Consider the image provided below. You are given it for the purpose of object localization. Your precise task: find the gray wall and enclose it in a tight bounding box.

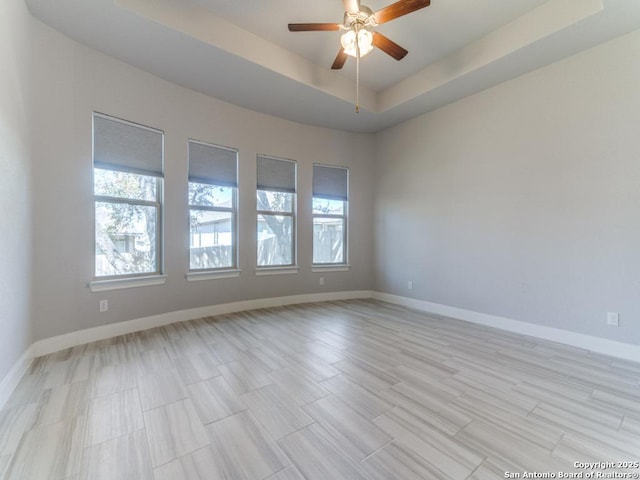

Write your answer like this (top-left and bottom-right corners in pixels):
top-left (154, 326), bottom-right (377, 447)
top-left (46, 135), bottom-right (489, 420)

top-left (375, 29), bottom-right (640, 345)
top-left (26, 16), bottom-right (375, 342)
top-left (2, 4), bottom-right (639, 383)
top-left (0, 0), bottom-right (33, 380)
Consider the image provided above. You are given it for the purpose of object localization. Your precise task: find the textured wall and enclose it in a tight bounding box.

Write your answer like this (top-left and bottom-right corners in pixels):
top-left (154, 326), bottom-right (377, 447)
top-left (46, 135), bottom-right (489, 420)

top-left (5, 4), bottom-right (640, 373)
top-left (375, 29), bottom-right (640, 345)
top-left (26, 17), bottom-right (375, 341)
top-left (0, 0), bottom-right (33, 380)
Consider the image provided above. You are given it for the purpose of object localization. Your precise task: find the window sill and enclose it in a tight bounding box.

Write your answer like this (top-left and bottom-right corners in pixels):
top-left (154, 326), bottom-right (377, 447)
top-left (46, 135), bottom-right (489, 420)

top-left (186, 269), bottom-right (241, 282)
top-left (255, 266), bottom-right (300, 276)
top-left (89, 275), bottom-right (167, 292)
top-left (312, 264), bottom-right (351, 273)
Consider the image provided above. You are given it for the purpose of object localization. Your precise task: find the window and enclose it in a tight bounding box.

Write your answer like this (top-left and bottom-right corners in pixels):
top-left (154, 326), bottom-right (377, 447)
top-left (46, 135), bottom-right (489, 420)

top-left (188, 140), bottom-right (238, 271)
top-left (313, 164), bottom-right (348, 265)
top-left (256, 155), bottom-right (296, 267)
top-left (93, 113), bottom-right (163, 278)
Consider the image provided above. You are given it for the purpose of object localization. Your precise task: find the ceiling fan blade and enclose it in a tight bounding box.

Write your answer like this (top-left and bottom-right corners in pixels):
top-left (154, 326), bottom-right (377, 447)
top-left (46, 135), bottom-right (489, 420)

top-left (374, 0), bottom-right (430, 25)
top-left (331, 50), bottom-right (349, 69)
top-left (288, 23), bottom-right (341, 32)
top-left (343, 0), bottom-right (360, 14)
top-left (372, 32), bottom-right (408, 60)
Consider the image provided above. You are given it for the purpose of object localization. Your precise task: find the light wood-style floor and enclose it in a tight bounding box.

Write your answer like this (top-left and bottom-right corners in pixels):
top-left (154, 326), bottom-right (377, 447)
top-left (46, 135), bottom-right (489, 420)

top-left (1, 299), bottom-right (640, 479)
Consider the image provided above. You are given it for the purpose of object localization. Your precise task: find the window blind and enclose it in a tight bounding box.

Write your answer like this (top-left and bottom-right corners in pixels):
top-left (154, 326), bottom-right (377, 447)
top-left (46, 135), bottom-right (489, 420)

top-left (93, 114), bottom-right (164, 177)
top-left (189, 140), bottom-right (238, 187)
top-left (313, 164), bottom-right (348, 201)
top-left (257, 155), bottom-right (296, 193)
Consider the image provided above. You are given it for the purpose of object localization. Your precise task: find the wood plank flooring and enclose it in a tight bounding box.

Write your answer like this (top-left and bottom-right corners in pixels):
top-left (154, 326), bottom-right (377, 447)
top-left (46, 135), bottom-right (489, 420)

top-left (2, 299), bottom-right (640, 479)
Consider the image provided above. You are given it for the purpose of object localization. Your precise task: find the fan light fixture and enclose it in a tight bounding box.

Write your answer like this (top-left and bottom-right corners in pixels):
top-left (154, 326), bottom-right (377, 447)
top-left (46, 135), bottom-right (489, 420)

top-left (340, 29), bottom-right (374, 57)
top-left (288, 0), bottom-right (431, 113)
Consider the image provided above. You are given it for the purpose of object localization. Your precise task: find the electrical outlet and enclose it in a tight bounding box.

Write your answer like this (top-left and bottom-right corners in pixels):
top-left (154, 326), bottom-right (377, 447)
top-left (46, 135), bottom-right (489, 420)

top-left (319, 277), bottom-right (324, 286)
top-left (408, 281), bottom-right (413, 290)
top-left (99, 299), bottom-right (109, 313)
top-left (607, 312), bottom-right (619, 327)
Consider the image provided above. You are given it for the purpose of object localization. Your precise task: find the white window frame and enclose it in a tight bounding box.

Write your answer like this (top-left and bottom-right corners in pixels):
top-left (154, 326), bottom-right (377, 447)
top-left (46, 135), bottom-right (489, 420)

top-left (189, 188), bottom-right (238, 273)
top-left (94, 174), bottom-right (163, 278)
top-left (91, 113), bottom-right (164, 285)
top-left (256, 191), bottom-right (297, 268)
top-left (312, 199), bottom-right (348, 266)
top-left (256, 156), bottom-right (297, 270)
top-left (312, 164), bottom-right (349, 267)
top-left (187, 139), bottom-right (239, 275)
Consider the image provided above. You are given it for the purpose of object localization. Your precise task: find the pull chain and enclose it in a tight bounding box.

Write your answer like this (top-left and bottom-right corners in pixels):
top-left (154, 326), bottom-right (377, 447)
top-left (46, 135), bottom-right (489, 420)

top-left (355, 24), bottom-right (360, 114)
top-left (356, 57), bottom-right (360, 113)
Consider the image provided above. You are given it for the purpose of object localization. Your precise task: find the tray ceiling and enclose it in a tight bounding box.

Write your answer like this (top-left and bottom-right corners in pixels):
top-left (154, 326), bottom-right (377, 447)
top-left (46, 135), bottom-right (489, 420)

top-left (26, 0), bottom-right (640, 132)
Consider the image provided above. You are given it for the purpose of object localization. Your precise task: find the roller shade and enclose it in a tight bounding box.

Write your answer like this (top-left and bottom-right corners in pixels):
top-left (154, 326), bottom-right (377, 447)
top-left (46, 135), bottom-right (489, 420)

top-left (93, 114), bottom-right (163, 177)
top-left (189, 140), bottom-right (238, 187)
top-left (257, 155), bottom-right (296, 193)
top-left (313, 164), bottom-right (348, 201)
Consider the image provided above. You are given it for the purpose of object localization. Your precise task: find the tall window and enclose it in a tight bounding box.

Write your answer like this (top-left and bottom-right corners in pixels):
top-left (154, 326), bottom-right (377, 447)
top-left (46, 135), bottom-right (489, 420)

top-left (188, 140), bottom-right (238, 271)
top-left (313, 164), bottom-right (348, 265)
top-left (93, 113), bottom-right (163, 278)
top-left (256, 155), bottom-right (296, 267)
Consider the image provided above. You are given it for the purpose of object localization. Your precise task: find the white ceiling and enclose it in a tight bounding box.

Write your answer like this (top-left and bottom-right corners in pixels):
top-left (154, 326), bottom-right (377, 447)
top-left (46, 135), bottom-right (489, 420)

top-left (192, 0), bottom-right (549, 91)
top-left (25, 0), bottom-right (640, 133)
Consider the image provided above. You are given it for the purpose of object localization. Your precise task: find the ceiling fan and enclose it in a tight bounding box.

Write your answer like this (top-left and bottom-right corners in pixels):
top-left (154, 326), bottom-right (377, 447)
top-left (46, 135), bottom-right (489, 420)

top-left (288, 0), bottom-right (431, 70)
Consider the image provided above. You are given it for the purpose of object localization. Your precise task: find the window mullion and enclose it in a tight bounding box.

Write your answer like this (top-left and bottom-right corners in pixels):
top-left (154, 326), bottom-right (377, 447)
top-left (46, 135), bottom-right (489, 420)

top-left (312, 214), bottom-right (345, 220)
top-left (95, 195), bottom-right (159, 208)
top-left (257, 210), bottom-right (294, 217)
top-left (189, 205), bottom-right (234, 213)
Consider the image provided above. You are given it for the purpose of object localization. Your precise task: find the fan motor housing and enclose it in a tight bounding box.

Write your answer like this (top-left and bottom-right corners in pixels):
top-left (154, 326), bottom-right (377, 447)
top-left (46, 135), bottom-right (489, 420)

top-left (344, 5), bottom-right (377, 28)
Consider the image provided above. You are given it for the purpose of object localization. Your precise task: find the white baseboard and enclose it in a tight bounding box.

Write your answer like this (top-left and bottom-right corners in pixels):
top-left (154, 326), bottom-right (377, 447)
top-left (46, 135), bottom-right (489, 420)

top-left (30, 290), bottom-right (373, 358)
top-left (372, 292), bottom-right (640, 363)
top-left (0, 290), bottom-right (372, 410)
top-left (4, 289), bottom-right (640, 411)
top-left (0, 347), bottom-right (34, 411)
